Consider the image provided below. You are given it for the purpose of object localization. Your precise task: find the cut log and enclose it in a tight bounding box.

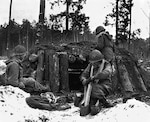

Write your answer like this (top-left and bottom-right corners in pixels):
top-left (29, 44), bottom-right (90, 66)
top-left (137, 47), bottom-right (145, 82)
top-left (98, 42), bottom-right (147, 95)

top-left (137, 66), bottom-right (150, 91)
top-left (59, 52), bottom-right (70, 92)
top-left (122, 56), bottom-right (147, 92)
top-left (133, 65), bottom-right (147, 92)
top-left (116, 56), bottom-right (133, 93)
top-left (49, 50), bottom-right (60, 93)
top-left (43, 49), bottom-right (50, 86)
top-left (111, 61), bottom-right (120, 92)
top-left (36, 50), bottom-right (44, 84)
top-left (115, 48), bottom-right (149, 95)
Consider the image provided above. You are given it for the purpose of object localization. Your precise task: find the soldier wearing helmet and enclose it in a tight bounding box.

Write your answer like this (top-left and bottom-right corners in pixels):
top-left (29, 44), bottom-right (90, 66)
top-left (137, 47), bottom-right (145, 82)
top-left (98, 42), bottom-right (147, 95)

top-left (95, 26), bottom-right (114, 63)
top-left (80, 49), bottom-right (113, 115)
top-left (5, 45), bottom-right (49, 93)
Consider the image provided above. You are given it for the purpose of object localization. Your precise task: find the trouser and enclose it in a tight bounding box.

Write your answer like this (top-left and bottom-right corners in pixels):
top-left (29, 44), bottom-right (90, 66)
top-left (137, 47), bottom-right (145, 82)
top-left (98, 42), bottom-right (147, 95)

top-left (0, 73), bottom-right (6, 85)
top-left (26, 95), bottom-right (53, 111)
top-left (21, 77), bottom-right (48, 93)
top-left (90, 80), bottom-right (112, 105)
top-left (91, 80), bottom-right (112, 99)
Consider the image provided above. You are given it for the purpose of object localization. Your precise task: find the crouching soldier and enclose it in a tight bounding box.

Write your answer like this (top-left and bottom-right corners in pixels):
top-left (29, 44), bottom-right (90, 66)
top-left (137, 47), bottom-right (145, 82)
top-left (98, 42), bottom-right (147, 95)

top-left (5, 45), bottom-right (49, 93)
top-left (80, 49), bottom-right (114, 116)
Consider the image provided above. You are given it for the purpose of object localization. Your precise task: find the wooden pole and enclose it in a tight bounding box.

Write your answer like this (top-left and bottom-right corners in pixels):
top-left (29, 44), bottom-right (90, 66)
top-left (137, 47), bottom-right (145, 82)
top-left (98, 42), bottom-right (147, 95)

top-left (7, 0), bottom-right (12, 56)
top-left (9, 0), bottom-right (12, 27)
top-left (149, 12), bottom-right (150, 53)
top-left (115, 0), bottom-right (119, 46)
top-left (39, 0), bottom-right (45, 24)
top-left (128, 0), bottom-right (132, 50)
top-left (26, 25), bottom-right (29, 52)
top-left (66, 0), bottom-right (71, 31)
top-left (38, 0), bottom-right (45, 43)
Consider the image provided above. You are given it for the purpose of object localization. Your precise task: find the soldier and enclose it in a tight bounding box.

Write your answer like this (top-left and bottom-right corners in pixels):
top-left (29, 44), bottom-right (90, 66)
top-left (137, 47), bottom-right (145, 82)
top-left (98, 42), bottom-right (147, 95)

top-left (95, 26), bottom-right (114, 63)
top-left (5, 45), bottom-right (49, 93)
top-left (80, 49), bottom-right (114, 115)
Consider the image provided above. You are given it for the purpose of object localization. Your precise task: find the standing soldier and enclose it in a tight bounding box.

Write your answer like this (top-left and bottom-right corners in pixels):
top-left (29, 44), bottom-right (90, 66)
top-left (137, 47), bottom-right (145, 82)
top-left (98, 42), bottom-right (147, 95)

top-left (95, 26), bottom-right (114, 63)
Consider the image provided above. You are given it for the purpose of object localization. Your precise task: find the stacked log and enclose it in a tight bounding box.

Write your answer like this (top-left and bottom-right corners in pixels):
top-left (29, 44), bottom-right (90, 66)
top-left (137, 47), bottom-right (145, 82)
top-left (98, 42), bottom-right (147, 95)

top-left (43, 49), bottom-right (50, 86)
top-left (36, 50), bottom-right (44, 84)
top-left (115, 56), bottom-right (133, 93)
top-left (113, 48), bottom-right (150, 95)
top-left (48, 50), bottom-right (60, 93)
top-left (59, 52), bottom-right (70, 92)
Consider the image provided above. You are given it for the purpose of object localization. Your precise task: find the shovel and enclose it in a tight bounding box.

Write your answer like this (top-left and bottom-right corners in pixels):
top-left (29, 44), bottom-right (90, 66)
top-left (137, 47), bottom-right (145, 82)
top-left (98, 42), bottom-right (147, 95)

top-left (80, 65), bottom-right (94, 116)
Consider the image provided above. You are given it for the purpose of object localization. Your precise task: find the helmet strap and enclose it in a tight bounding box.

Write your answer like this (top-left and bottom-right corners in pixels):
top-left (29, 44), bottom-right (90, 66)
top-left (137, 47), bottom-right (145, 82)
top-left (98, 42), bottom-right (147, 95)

top-left (96, 31), bottom-right (106, 38)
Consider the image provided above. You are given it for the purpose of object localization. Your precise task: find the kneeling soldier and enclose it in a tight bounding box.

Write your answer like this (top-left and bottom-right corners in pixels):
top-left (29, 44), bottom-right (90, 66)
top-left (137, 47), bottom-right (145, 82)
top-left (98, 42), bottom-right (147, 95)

top-left (80, 49), bottom-right (114, 116)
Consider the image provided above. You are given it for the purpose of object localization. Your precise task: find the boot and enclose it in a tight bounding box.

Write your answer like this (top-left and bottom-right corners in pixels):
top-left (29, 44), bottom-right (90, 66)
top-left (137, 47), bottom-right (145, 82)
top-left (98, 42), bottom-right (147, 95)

top-left (80, 105), bottom-right (90, 116)
top-left (90, 98), bottom-right (101, 116)
top-left (123, 91), bottom-right (133, 103)
top-left (90, 104), bottom-right (101, 116)
top-left (100, 97), bottom-right (114, 108)
top-left (74, 94), bottom-right (83, 107)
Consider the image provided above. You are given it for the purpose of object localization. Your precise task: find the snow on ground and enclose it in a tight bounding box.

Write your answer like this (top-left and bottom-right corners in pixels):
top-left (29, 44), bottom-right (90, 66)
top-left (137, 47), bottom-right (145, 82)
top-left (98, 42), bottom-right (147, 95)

top-left (0, 59), bottom-right (150, 122)
top-left (0, 59), bottom-right (6, 75)
top-left (0, 85), bottom-right (150, 122)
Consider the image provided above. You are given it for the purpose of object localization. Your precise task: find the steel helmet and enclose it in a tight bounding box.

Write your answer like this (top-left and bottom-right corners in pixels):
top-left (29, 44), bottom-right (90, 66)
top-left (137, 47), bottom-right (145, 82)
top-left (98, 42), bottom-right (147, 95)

top-left (14, 45), bottom-right (26, 55)
top-left (89, 49), bottom-right (104, 63)
top-left (95, 26), bottom-right (105, 35)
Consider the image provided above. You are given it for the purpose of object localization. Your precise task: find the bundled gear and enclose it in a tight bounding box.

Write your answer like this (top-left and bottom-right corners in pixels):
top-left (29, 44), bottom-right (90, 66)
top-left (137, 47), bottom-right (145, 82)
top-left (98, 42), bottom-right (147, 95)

top-left (26, 92), bottom-right (72, 111)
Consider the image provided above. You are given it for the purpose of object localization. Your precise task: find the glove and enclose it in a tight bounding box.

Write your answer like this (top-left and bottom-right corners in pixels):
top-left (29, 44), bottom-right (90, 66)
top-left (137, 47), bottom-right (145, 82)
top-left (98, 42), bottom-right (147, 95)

top-left (86, 76), bottom-right (94, 84)
top-left (81, 77), bottom-right (94, 86)
top-left (81, 78), bottom-right (87, 86)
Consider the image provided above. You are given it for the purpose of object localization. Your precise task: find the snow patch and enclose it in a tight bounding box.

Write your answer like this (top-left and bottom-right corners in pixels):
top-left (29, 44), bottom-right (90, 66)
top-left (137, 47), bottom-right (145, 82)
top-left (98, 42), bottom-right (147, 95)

top-left (0, 86), bottom-right (150, 122)
top-left (0, 60), bottom-right (6, 75)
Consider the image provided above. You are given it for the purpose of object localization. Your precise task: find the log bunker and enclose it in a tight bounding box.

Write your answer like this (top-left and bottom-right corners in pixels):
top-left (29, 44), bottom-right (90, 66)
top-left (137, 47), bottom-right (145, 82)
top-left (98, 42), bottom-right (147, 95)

top-left (25, 41), bottom-right (150, 96)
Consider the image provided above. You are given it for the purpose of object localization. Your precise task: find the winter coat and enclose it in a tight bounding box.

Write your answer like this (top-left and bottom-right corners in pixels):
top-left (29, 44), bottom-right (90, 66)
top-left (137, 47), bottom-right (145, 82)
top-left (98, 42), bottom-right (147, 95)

top-left (5, 57), bottom-right (23, 87)
top-left (96, 32), bottom-right (114, 62)
top-left (81, 60), bottom-right (113, 98)
top-left (5, 56), bottom-right (48, 93)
